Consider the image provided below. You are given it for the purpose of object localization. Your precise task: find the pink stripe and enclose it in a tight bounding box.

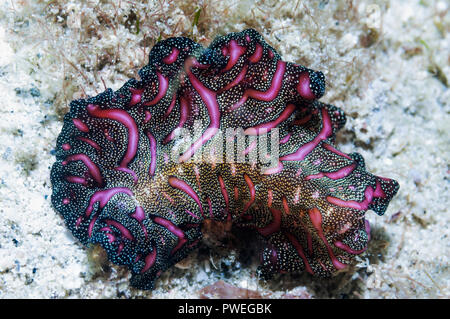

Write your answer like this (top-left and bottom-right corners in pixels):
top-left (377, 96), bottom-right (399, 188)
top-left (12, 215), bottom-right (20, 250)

top-left (309, 208), bottom-right (347, 270)
top-left (185, 210), bottom-right (201, 220)
top-left (242, 174), bottom-right (255, 213)
top-left (163, 96), bottom-right (188, 144)
top-left (223, 40), bottom-right (246, 71)
top-left (131, 206), bottom-right (145, 222)
top-left (242, 139), bottom-right (257, 156)
top-left (77, 137), bottom-right (101, 151)
top-left (326, 185), bottom-right (375, 211)
top-left (129, 87), bottom-right (144, 106)
top-left (144, 110), bottom-right (152, 123)
top-left (374, 180), bottom-right (386, 198)
top-left (334, 241), bottom-right (367, 255)
top-left (218, 175), bottom-right (229, 212)
top-left (280, 133), bottom-right (292, 144)
top-left (280, 108), bottom-right (332, 162)
top-left (218, 64), bottom-right (248, 93)
top-left (87, 104), bottom-right (138, 168)
top-left (146, 131), bottom-right (157, 176)
top-left (285, 233), bottom-right (314, 274)
top-left (168, 176), bottom-right (203, 216)
top-left (296, 72), bottom-right (315, 100)
top-left (72, 119), bottom-right (89, 132)
top-left (249, 43), bottom-right (263, 63)
top-left (114, 167), bottom-right (138, 184)
top-left (257, 208), bottom-right (281, 236)
top-left (322, 143), bottom-right (352, 160)
top-left (141, 248), bottom-right (156, 273)
top-left (179, 58), bottom-right (220, 162)
top-left (244, 104), bottom-right (295, 135)
top-left (65, 154), bottom-right (103, 185)
top-left (82, 188), bottom-right (134, 237)
top-left (162, 47), bottom-right (180, 64)
top-left (154, 217), bottom-right (187, 254)
top-left (104, 219), bottom-right (134, 241)
top-left (65, 176), bottom-right (86, 185)
top-left (262, 161), bottom-right (284, 175)
top-left (305, 163), bottom-right (356, 180)
top-left (143, 72), bottom-right (168, 106)
top-left (267, 189), bottom-right (273, 207)
top-left (229, 61), bottom-right (286, 111)
top-left (164, 93), bottom-right (177, 119)
top-left (207, 198), bottom-right (213, 218)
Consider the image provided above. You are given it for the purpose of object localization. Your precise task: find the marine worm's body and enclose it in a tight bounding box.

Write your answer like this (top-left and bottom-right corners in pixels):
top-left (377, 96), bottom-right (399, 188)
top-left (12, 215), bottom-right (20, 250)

top-left (51, 29), bottom-right (399, 289)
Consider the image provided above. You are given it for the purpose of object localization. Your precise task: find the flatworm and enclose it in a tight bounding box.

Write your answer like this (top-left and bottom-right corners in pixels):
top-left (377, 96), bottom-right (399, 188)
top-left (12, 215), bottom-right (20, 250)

top-left (51, 29), bottom-right (399, 290)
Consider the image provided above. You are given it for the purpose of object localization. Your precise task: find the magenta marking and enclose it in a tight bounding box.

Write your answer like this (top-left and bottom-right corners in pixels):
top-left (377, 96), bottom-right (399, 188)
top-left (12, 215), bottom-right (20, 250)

top-left (105, 233), bottom-right (115, 243)
top-left (65, 176), bottom-right (86, 185)
top-left (117, 242), bottom-right (124, 255)
top-left (141, 248), bottom-right (156, 273)
top-left (242, 174), bottom-right (255, 214)
top-left (164, 93), bottom-right (177, 119)
top-left (280, 132), bottom-right (292, 144)
top-left (115, 167), bottom-right (138, 184)
top-left (334, 240), bottom-right (367, 255)
top-left (104, 219), bottom-right (134, 241)
top-left (223, 40), bottom-right (246, 71)
top-left (77, 137), bottom-right (101, 151)
top-left (293, 113), bottom-right (312, 126)
top-left (100, 226), bottom-right (112, 233)
top-left (72, 119), bottom-right (89, 132)
top-left (62, 198), bottom-right (70, 205)
top-left (218, 64), bottom-right (248, 93)
top-left (249, 43), bottom-right (263, 63)
top-left (65, 153), bottom-right (103, 185)
top-left (168, 176), bottom-right (204, 216)
top-left (154, 217), bottom-right (187, 254)
top-left (322, 143), bottom-right (352, 160)
top-left (185, 210), bottom-right (200, 220)
top-left (257, 208), bottom-right (281, 236)
top-left (179, 58), bottom-right (220, 162)
top-left (146, 130), bottom-right (157, 176)
top-left (218, 175), bottom-right (229, 213)
top-left (326, 185), bottom-right (375, 211)
top-left (229, 61), bottom-right (286, 111)
top-left (242, 139), bottom-right (257, 156)
top-left (87, 215), bottom-right (98, 238)
top-left (62, 143), bottom-right (71, 151)
top-left (305, 163), bottom-right (357, 181)
top-left (262, 161), bottom-right (284, 175)
top-left (365, 220), bottom-right (371, 241)
top-left (87, 104), bottom-right (139, 169)
top-left (129, 88), bottom-right (144, 106)
top-left (144, 110), bottom-right (152, 123)
top-left (296, 72), bottom-right (315, 100)
top-left (244, 103), bottom-right (295, 135)
top-left (374, 180), bottom-right (386, 198)
top-left (280, 108), bottom-right (332, 162)
top-left (285, 232), bottom-right (314, 274)
top-left (207, 197), bottom-right (213, 219)
top-left (162, 47), bottom-right (180, 64)
top-left (309, 208), bottom-right (347, 270)
top-left (163, 96), bottom-right (188, 144)
top-left (81, 187), bottom-right (133, 237)
top-left (143, 72), bottom-right (169, 106)
top-left (221, 45), bottom-right (228, 56)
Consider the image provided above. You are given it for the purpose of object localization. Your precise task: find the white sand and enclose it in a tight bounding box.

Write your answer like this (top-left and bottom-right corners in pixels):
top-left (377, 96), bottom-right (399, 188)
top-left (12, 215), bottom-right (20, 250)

top-left (0, 0), bottom-right (448, 298)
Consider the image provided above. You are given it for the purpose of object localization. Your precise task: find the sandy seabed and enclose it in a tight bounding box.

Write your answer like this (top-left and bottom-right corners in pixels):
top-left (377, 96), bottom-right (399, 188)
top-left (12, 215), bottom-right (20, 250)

top-left (0, 0), bottom-right (448, 298)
